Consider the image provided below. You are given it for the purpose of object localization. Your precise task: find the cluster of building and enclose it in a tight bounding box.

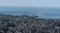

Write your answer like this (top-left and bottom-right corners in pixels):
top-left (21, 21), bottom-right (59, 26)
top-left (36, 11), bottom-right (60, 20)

top-left (0, 14), bottom-right (60, 33)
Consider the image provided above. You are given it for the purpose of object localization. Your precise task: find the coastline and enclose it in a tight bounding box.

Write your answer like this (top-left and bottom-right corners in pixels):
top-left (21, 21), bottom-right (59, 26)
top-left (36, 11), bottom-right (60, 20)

top-left (0, 14), bottom-right (60, 33)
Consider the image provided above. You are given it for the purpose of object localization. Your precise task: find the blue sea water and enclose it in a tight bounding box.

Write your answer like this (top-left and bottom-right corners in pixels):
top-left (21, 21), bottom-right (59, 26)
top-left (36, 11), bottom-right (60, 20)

top-left (0, 7), bottom-right (60, 19)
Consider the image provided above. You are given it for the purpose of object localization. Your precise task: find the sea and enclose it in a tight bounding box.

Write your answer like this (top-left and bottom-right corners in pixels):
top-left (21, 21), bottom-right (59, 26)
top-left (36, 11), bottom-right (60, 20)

top-left (0, 7), bottom-right (60, 19)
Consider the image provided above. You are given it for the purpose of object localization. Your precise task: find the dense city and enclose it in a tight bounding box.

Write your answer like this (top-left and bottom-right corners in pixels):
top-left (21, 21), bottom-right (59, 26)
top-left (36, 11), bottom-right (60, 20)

top-left (0, 14), bottom-right (60, 33)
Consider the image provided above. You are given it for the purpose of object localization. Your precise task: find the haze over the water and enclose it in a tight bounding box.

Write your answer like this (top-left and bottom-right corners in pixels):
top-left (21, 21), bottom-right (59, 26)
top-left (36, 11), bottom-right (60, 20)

top-left (0, 0), bottom-right (60, 7)
top-left (0, 0), bottom-right (60, 19)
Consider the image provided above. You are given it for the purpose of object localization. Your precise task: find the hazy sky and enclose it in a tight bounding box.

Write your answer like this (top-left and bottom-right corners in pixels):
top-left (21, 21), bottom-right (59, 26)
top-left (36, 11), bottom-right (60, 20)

top-left (0, 0), bottom-right (60, 7)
